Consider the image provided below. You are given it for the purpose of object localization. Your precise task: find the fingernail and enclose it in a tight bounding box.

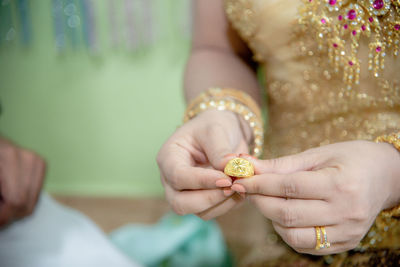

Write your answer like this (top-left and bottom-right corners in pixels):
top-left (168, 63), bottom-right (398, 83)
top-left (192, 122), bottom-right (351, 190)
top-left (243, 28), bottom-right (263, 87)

top-left (223, 189), bottom-right (233, 197)
top-left (231, 184), bottom-right (246, 193)
top-left (216, 179), bottom-right (232, 188)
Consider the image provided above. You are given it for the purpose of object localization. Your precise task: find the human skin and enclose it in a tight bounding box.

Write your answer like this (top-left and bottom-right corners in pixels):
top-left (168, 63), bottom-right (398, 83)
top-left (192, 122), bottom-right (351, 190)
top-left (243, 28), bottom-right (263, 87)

top-left (0, 136), bottom-right (46, 226)
top-left (157, 0), bottom-right (260, 220)
top-left (156, 0), bottom-right (400, 255)
top-left (231, 142), bottom-right (400, 255)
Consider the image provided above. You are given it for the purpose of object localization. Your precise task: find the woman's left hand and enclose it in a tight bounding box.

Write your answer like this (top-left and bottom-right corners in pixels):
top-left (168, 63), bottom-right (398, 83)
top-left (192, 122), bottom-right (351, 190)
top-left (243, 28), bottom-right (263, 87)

top-left (231, 140), bottom-right (400, 255)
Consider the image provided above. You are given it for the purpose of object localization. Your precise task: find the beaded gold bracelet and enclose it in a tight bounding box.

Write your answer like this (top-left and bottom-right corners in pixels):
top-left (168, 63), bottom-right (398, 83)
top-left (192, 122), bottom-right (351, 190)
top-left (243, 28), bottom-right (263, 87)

top-left (183, 87), bottom-right (264, 158)
top-left (375, 132), bottom-right (400, 218)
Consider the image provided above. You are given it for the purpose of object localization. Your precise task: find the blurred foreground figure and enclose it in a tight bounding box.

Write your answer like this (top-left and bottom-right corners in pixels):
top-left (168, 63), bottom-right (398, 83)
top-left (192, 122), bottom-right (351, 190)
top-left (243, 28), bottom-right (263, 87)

top-left (0, 137), bottom-right (139, 267)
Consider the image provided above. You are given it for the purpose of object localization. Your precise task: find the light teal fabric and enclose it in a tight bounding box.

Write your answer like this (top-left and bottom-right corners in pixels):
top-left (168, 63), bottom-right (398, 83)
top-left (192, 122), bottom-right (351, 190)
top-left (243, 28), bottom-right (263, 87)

top-left (109, 213), bottom-right (232, 267)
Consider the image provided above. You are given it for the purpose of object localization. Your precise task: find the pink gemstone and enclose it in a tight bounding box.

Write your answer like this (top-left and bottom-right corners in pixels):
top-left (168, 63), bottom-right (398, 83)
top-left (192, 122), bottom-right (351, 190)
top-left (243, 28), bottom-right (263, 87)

top-left (361, 25), bottom-right (366, 31)
top-left (321, 18), bottom-right (326, 24)
top-left (373, 0), bottom-right (384, 10)
top-left (395, 24), bottom-right (400, 31)
top-left (348, 61), bottom-right (354, 66)
top-left (347, 9), bottom-right (356, 20)
top-left (329, 0), bottom-right (336, 5)
top-left (369, 17), bottom-right (374, 23)
top-left (352, 30), bottom-right (357, 36)
top-left (338, 15), bottom-right (343, 20)
top-left (344, 24), bottom-right (348, 29)
top-left (376, 46), bottom-right (382, 52)
top-left (333, 43), bottom-right (338, 48)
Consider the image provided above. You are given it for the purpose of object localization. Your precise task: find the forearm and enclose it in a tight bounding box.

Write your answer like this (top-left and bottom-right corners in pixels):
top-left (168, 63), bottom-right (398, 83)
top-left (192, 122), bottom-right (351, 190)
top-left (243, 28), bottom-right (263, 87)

top-left (184, 47), bottom-right (261, 106)
top-left (184, 0), bottom-right (261, 106)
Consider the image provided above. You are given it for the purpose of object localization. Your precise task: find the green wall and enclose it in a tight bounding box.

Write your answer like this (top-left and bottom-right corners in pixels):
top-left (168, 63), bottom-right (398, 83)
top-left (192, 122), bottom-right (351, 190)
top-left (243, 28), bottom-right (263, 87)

top-left (0, 0), bottom-right (190, 196)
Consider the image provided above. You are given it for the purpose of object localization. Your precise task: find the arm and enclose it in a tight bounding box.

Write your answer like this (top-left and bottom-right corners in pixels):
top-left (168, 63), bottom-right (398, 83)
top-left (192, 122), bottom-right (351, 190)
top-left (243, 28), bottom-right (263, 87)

top-left (156, 0), bottom-right (262, 220)
top-left (184, 0), bottom-right (261, 105)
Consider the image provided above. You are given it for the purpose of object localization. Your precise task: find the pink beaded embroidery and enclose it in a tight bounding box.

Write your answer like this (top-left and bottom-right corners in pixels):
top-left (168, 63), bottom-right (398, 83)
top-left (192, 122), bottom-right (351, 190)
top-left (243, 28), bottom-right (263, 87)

top-left (299, 0), bottom-right (400, 89)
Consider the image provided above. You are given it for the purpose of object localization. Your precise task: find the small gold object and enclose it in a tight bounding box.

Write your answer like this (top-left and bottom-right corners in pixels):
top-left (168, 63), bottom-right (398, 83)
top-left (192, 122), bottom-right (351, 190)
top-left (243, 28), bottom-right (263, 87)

top-left (315, 226), bottom-right (330, 250)
top-left (224, 157), bottom-right (254, 178)
top-left (315, 226), bottom-right (322, 250)
top-left (321, 226), bottom-right (331, 249)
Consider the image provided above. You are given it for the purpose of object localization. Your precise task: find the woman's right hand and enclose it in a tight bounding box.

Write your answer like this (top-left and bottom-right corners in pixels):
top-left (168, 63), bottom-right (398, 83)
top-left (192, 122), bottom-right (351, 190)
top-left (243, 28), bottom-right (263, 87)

top-left (156, 109), bottom-right (250, 220)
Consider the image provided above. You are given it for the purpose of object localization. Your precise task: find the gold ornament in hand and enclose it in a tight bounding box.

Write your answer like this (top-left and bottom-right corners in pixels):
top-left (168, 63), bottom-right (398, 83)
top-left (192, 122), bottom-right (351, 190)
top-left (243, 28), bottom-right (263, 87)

top-left (224, 158), bottom-right (254, 178)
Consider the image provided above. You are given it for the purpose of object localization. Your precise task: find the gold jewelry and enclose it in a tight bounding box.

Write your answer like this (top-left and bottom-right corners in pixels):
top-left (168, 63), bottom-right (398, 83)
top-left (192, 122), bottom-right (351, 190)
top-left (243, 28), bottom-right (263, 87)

top-left (299, 0), bottom-right (400, 90)
top-left (320, 226), bottom-right (331, 249)
top-left (315, 226), bottom-right (330, 250)
top-left (183, 88), bottom-right (264, 157)
top-left (224, 157), bottom-right (255, 178)
top-left (375, 131), bottom-right (400, 155)
top-left (315, 226), bottom-right (322, 250)
top-left (375, 131), bottom-right (400, 218)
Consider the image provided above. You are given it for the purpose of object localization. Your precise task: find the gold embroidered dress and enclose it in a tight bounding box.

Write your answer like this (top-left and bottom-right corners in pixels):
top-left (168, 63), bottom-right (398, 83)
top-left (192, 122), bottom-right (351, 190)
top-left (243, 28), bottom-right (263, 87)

top-left (225, 0), bottom-right (400, 265)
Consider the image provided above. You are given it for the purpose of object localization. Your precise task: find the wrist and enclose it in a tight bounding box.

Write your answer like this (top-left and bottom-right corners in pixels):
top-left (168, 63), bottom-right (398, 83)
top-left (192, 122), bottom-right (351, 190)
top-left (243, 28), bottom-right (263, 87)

top-left (198, 109), bottom-right (246, 137)
top-left (378, 142), bottom-right (400, 210)
top-left (235, 113), bottom-right (253, 145)
top-left (183, 87), bottom-right (264, 157)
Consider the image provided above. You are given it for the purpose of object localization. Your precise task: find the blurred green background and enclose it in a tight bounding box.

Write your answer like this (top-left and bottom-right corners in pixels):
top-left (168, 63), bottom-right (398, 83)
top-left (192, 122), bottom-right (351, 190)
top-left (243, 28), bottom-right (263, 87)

top-left (0, 0), bottom-right (191, 196)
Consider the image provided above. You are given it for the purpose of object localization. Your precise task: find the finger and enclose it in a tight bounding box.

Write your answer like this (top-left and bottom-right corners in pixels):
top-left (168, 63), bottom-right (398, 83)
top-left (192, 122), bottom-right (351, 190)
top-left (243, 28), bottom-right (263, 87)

top-left (239, 151), bottom-right (322, 175)
top-left (248, 195), bottom-right (337, 227)
top-left (296, 243), bottom-right (355, 256)
top-left (26, 155), bottom-right (46, 215)
top-left (0, 147), bottom-right (19, 225)
top-left (165, 163), bottom-right (232, 190)
top-left (197, 193), bottom-right (244, 220)
top-left (195, 122), bottom-right (238, 171)
top-left (272, 223), bottom-right (348, 250)
top-left (13, 150), bottom-right (37, 218)
top-left (274, 221), bottom-right (355, 255)
top-left (164, 182), bottom-right (233, 215)
top-left (0, 145), bottom-right (19, 201)
top-left (1, 148), bottom-right (27, 221)
top-left (0, 204), bottom-right (13, 226)
top-left (232, 170), bottom-right (333, 200)
top-left (159, 143), bottom-right (233, 190)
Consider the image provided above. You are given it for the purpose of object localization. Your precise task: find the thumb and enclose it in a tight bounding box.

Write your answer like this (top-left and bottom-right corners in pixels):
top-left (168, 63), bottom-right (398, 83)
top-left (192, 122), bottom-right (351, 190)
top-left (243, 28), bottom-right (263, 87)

top-left (196, 123), bottom-right (239, 171)
top-left (239, 151), bottom-right (320, 175)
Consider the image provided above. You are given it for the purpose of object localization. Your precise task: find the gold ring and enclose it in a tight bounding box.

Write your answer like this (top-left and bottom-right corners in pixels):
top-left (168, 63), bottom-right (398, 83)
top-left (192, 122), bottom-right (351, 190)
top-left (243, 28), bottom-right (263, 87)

top-left (315, 226), bottom-right (331, 250)
top-left (224, 157), bottom-right (254, 178)
top-left (321, 226), bottom-right (331, 248)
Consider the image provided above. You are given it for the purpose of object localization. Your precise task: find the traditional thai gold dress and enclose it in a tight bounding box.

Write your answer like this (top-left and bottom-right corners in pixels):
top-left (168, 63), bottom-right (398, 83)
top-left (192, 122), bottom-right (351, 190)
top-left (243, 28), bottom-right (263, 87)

top-left (225, 0), bottom-right (400, 265)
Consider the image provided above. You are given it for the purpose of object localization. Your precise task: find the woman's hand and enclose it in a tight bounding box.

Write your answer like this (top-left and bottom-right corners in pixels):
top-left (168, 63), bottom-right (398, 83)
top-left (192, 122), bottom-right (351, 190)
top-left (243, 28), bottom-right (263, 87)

top-left (157, 109), bottom-right (250, 220)
top-left (0, 137), bottom-right (46, 226)
top-left (231, 141), bottom-right (400, 255)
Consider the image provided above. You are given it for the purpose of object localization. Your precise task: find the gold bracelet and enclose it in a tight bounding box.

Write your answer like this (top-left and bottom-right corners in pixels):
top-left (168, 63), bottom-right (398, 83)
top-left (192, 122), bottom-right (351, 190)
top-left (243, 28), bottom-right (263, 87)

top-left (183, 88), bottom-right (264, 158)
top-left (375, 132), bottom-right (400, 218)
